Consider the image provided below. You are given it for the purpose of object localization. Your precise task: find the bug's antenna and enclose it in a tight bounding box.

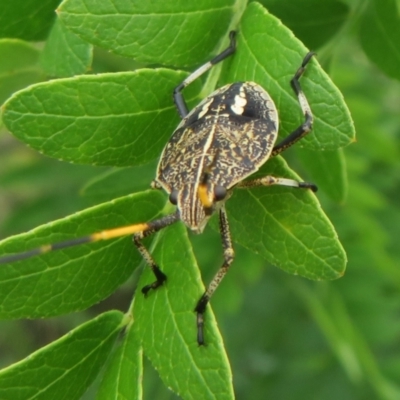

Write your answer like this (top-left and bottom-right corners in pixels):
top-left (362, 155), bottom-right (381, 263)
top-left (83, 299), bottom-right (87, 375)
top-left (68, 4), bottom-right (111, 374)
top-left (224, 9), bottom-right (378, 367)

top-left (0, 218), bottom-right (175, 265)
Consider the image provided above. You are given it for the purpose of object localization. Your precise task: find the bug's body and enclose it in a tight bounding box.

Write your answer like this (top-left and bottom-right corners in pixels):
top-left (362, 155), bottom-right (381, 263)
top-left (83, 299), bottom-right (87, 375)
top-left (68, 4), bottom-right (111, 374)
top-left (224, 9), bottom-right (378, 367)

top-left (156, 82), bottom-right (278, 233)
top-left (0, 31), bottom-right (317, 345)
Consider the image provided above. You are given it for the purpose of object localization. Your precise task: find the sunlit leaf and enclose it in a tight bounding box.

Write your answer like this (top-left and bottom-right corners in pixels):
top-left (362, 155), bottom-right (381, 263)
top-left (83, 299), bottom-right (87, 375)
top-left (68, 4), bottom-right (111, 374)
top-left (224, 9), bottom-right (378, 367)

top-left (226, 157), bottom-right (346, 280)
top-left (134, 223), bottom-right (234, 400)
top-left (0, 311), bottom-right (125, 400)
top-left (2, 70), bottom-right (201, 166)
top-left (97, 319), bottom-right (143, 400)
top-left (0, 191), bottom-right (165, 318)
top-left (58, 0), bottom-right (237, 67)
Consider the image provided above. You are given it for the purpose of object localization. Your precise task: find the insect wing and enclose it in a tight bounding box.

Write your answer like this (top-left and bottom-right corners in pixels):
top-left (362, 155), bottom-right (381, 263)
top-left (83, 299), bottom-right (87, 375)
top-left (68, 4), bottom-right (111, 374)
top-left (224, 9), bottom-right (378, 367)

top-left (157, 82), bottom-right (279, 192)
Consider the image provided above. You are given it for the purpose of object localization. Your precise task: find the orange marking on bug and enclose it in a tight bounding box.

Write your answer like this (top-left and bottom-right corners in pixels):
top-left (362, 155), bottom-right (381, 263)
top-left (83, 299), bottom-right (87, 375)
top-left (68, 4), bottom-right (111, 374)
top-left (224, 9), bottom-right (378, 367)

top-left (91, 223), bottom-right (150, 241)
top-left (197, 183), bottom-right (213, 208)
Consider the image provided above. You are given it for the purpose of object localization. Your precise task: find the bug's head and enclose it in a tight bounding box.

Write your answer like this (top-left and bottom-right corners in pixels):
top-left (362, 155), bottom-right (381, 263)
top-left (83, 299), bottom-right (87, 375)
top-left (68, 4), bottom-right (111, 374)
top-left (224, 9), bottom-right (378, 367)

top-left (169, 179), bottom-right (228, 234)
top-left (163, 151), bottom-right (229, 233)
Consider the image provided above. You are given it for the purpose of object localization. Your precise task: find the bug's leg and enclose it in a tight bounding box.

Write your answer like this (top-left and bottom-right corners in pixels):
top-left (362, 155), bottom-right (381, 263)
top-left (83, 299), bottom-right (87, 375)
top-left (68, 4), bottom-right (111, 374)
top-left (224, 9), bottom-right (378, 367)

top-left (272, 52), bottom-right (315, 157)
top-left (173, 31), bottom-right (236, 118)
top-left (237, 175), bottom-right (318, 192)
top-left (133, 211), bottom-right (180, 295)
top-left (194, 206), bottom-right (234, 345)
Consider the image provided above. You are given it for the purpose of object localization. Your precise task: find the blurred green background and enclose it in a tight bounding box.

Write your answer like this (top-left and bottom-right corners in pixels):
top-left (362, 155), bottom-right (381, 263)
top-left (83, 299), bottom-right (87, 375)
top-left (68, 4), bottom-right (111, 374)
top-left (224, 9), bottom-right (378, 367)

top-left (1, 0), bottom-right (400, 399)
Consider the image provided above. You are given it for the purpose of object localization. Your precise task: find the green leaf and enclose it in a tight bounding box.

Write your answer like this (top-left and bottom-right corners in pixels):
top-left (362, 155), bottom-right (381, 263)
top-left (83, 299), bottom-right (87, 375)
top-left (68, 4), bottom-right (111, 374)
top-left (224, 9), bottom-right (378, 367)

top-left (0, 157), bottom-right (99, 237)
top-left (134, 223), bottom-right (234, 400)
top-left (222, 2), bottom-right (355, 151)
top-left (0, 311), bottom-right (125, 400)
top-left (1, 69), bottom-right (201, 166)
top-left (0, 3), bottom-right (354, 397)
top-left (359, 0), bottom-right (400, 81)
top-left (2, 3), bottom-right (354, 167)
top-left (0, 0), bottom-right (60, 41)
top-left (257, 0), bottom-right (349, 49)
top-left (226, 157), bottom-right (346, 280)
top-left (58, 0), bottom-right (237, 67)
top-left (81, 160), bottom-right (158, 203)
top-left (0, 39), bottom-right (44, 104)
top-left (40, 18), bottom-right (93, 78)
top-left (297, 147), bottom-right (348, 203)
top-left (0, 190), bottom-right (166, 318)
top-left (97, 319), bottom-right (142, 400)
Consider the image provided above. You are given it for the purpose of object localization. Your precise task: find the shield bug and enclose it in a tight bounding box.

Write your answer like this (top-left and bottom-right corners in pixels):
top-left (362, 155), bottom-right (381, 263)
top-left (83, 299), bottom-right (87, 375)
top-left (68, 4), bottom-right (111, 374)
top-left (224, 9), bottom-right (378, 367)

top-left (0, 31), bottom-right (317, 345)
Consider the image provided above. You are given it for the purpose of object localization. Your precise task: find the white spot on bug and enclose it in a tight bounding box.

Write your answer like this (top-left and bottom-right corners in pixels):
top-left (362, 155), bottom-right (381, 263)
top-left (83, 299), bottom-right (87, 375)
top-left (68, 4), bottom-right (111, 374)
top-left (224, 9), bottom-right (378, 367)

top-left (197, 99), bottom-right (213, 119)
top-left (231, 87), bottom-right (247, 115)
